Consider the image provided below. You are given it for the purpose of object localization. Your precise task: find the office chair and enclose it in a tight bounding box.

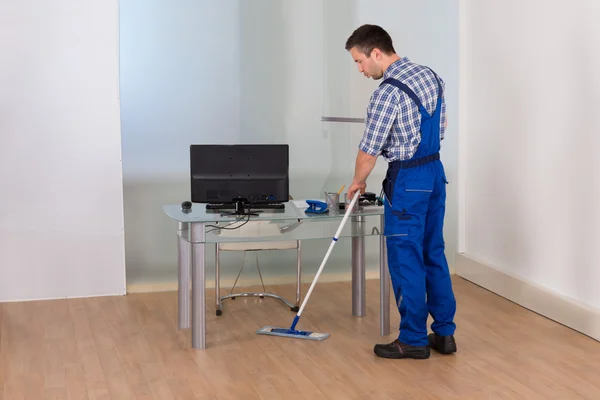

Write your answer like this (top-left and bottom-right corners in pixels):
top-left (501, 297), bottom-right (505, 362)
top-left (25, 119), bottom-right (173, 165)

top-left (214, 220), bottom-right (302, 316)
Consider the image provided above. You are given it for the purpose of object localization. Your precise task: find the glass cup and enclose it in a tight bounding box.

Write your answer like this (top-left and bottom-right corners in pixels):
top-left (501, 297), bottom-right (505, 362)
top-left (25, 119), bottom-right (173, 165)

top-left (345, 192), bottom-right (359, 213)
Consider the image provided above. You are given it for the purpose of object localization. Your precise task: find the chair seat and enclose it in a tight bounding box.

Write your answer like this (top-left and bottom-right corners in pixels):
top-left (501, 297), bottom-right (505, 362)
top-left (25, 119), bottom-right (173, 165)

top-left (219, 241), bottom-right (298, 251)
top-left (216, 220), bottom-right (296, 251)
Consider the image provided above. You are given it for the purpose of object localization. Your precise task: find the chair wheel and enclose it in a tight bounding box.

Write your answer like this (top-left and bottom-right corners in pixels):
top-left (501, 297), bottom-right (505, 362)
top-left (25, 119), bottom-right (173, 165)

top-left (259, 295), bottom-right (264, 299)
top-left (216, 310), bottom-right (222, 316)
top-left (291, 306), bottom-right (299, 312)
top-left (231, 297), bottom-right (235, 300)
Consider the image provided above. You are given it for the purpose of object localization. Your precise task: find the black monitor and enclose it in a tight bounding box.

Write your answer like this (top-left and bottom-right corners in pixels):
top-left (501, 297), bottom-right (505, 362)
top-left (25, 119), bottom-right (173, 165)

top-left (190, 144), bottom-right (289, 214)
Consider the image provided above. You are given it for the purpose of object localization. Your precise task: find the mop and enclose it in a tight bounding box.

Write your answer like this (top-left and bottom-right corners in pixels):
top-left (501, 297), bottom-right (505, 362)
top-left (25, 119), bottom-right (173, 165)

top-left (256, 191), bottom-right (361, 341)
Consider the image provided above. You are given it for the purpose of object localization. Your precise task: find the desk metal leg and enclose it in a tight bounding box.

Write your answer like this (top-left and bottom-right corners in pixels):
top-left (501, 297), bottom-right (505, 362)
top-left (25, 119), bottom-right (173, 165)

top-left (177, 222), bottom-right (191, 329)
top-left (351, 216), bottom-right (366, 317)
top-left (379, 215), bottom-right (390, 336)
top-left (296, 241), bottom-right (302, 308)
top-left (190, 222), bottom-right (206, 349)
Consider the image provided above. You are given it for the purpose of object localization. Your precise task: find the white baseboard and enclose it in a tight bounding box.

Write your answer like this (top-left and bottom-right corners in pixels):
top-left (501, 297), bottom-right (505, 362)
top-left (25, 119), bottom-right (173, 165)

top-left (126, 270), bottom-right (383, 294)
top-left (455, 253), bottom-right (600, 342)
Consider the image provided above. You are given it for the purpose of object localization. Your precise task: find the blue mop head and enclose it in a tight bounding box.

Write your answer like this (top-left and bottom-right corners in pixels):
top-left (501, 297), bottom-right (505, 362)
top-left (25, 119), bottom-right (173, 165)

top-left (256, 315), bottom-right (329, 341)
top-left (256, 326), bottom-right (329, 341)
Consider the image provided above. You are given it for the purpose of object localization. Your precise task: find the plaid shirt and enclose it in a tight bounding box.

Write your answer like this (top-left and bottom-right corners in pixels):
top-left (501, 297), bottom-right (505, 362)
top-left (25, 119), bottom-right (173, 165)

top-left (359, 57), bottom-right (446, 162)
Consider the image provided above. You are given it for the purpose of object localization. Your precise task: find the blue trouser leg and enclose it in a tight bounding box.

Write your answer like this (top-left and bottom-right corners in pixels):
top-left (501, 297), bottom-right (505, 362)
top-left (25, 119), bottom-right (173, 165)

top-left (384, 180), bottom-right (430, 347)
top-left (385, 234), bottom-right (429, 346)
top-left (424, 168), bottom-right (456, 336)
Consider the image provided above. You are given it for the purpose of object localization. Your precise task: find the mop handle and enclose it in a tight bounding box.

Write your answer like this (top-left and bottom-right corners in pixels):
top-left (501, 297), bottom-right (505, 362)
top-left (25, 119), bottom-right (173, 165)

top-left (296, 191), bottom-right (361, 318)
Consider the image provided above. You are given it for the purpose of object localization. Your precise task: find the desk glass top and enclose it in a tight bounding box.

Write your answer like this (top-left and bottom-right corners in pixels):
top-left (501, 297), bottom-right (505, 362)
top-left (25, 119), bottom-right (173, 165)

top-left (163, 202), bottom-right (387, 243)
top-left (163, 201), bottom-right (383, 224)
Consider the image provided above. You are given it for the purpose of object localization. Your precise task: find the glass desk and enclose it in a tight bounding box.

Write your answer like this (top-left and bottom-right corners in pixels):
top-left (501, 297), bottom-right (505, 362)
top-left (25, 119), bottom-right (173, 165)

top-left (163, 201), bottom-right (392, 349)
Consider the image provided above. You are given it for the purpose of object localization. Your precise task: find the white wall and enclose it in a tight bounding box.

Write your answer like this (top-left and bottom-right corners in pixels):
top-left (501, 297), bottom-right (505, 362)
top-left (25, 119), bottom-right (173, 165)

top-left (120, 0), bottom-right (459, 290)
top-left (458, 1), bottom-right (600, 312)
top-left (0, 0), bottom-right (126, 301)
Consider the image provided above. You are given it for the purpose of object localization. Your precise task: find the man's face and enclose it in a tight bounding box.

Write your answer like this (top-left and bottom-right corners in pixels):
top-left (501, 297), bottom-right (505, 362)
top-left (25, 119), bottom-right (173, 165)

top-left (350, 47), bottom-right (384, 80)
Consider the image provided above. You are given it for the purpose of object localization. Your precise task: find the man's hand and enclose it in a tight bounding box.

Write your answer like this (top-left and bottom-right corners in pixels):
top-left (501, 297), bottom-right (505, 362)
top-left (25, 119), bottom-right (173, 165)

top-left (348, 181), bottom-right (366, 201)
top-left (347, 150), bottom-right (378, 201)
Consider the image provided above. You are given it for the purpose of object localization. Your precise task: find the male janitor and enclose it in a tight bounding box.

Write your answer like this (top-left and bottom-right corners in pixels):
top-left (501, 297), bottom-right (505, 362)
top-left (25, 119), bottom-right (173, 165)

top-left (346, 24), bottom-right (457, 359)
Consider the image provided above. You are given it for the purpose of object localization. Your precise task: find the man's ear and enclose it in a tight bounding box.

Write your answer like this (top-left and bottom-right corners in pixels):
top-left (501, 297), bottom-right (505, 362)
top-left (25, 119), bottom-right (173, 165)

top-left (372, 48), bottom-right (383, 60)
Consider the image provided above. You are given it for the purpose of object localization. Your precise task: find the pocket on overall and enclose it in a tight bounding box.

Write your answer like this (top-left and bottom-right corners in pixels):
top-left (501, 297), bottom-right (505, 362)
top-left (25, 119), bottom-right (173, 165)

top-left (385, 176), bottom-right (434, 236)
top-left (391, 178), bottom-right (435, 222)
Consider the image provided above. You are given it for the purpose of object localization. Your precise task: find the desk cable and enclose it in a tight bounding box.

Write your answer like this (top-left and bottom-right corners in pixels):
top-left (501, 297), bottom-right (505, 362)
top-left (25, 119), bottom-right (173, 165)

top-left (205, 203), bottom-right (255, 233)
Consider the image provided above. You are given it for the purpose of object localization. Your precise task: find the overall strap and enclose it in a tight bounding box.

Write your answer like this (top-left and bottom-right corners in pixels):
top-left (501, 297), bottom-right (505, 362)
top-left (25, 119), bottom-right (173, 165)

top-left (425, 67), bottom-right (443, 104)
top-left (379, 78), bottom-right (428, 116)
top-left (380, 67), bottom-right (444, 115)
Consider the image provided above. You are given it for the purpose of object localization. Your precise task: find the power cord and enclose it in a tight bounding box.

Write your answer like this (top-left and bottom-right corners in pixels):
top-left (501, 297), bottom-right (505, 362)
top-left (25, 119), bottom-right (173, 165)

top-left (205, 203), bottom-right (255, 233)
top-left (377, 187), bottom-right (385, 206)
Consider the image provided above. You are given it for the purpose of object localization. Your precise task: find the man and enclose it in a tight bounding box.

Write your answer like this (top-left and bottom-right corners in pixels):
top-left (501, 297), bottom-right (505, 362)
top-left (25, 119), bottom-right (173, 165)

top-left (346, 24), bottom-right (457, 360)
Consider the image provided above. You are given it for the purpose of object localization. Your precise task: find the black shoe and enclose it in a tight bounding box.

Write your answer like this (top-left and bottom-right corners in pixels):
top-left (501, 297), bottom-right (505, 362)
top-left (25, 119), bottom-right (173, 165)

top-left (428, 333), bottom-right (457, 354)
top-left (373, 339), bottom-right (430, 359)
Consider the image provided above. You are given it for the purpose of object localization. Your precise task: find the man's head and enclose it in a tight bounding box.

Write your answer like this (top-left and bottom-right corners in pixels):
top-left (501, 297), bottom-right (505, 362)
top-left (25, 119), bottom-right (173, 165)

top-left (345, 24), bottom-right (398, 80)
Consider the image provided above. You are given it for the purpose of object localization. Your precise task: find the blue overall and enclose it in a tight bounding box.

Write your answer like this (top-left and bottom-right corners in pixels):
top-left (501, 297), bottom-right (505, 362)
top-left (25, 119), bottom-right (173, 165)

top-left (381, 71), bottom-right (456, 347)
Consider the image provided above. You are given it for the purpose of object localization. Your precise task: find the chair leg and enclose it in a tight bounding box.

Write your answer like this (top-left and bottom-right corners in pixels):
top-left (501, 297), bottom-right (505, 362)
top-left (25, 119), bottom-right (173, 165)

top-left (216, 248), bottom-right (300, 313)
top-left (229, 251), bottom-right (246, 296)
top-left (293, 241), bottom-right (301, 312)
top-left (216, 245), bottom-right (222, 316)
top-left (255, 253), bottom-right (266, 297)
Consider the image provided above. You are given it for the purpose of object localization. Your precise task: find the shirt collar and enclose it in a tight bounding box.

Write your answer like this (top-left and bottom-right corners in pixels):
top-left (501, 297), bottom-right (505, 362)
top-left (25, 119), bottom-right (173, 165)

top-left (383, 57), bottom-right (410, 80)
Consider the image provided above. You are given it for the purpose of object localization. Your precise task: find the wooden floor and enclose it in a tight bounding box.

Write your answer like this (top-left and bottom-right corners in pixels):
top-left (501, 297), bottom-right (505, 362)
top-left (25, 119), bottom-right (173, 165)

top-left (1, 277), bottom-right (599, 400)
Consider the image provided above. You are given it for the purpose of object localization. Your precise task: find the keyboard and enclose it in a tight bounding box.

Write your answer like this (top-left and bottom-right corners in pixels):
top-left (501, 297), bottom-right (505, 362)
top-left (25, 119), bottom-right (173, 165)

top-left (205, 203), bottom-right (285, 210)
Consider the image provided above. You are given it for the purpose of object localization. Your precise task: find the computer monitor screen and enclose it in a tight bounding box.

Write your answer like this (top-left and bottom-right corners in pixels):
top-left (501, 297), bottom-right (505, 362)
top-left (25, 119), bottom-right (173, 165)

top-left (190, 144), bottom-right (289, 205)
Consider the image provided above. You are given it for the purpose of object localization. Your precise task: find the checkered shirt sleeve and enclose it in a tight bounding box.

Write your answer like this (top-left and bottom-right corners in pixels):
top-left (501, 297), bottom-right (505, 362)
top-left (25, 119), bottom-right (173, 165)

top-left (358, 86), bottom-right (399, 157)
top-left (359, 86), bottom-right (424, 160)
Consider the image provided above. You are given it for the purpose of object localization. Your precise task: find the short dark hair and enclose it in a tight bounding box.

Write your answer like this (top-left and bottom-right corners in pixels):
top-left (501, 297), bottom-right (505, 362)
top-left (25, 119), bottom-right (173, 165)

top-left (345, 24), bottom-right (396, 56)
